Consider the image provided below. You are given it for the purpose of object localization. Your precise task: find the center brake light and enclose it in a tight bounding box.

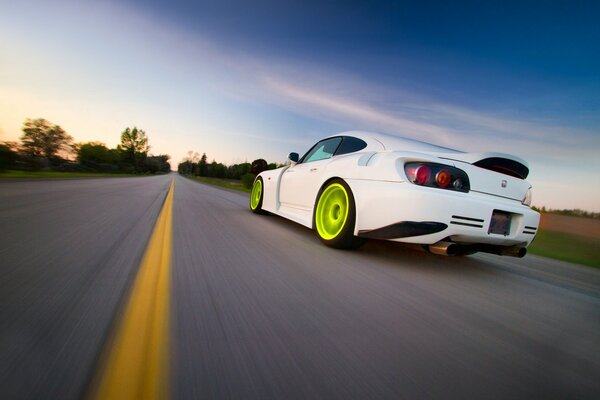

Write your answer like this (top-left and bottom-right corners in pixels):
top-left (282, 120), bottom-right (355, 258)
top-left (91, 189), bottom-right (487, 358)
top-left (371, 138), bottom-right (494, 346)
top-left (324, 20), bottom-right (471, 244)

top-left (404, 162), bottom-right (470, 192)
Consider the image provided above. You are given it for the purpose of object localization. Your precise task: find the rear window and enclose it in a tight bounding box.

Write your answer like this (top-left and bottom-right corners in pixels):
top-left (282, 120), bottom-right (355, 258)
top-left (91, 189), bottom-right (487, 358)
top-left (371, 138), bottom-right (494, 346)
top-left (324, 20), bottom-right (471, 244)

top-left (335, 137), bottom-right (367, 156)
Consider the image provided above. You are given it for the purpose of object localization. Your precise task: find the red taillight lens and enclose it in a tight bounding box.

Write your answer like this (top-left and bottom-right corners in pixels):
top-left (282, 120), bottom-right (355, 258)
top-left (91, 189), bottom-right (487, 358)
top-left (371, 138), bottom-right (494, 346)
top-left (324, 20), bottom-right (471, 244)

top-left (404, 162), bottom-right (470, 192)
top-left (415, 165), bottom-right (431, 184)
top-left (436, 170), bottom-right (451, 188)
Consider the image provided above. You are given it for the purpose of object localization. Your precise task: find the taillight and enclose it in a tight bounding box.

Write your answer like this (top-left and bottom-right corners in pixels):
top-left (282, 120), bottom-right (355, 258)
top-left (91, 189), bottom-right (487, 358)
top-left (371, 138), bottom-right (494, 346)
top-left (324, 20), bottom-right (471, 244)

top-left (522, 188), bottom-right (532, 206)
top-left (415, 165), bottom-right (431, 184)
top-left (404, 162), bottom-right (470, 192)
top-left (436, 170), bottom-right (451, 188)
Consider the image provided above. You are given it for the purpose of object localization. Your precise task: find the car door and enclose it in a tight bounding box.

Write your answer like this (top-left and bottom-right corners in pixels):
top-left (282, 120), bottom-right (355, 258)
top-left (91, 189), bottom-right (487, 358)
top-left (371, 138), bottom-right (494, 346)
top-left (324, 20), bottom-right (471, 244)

top-left (279, 137), bottom-right (342, 210)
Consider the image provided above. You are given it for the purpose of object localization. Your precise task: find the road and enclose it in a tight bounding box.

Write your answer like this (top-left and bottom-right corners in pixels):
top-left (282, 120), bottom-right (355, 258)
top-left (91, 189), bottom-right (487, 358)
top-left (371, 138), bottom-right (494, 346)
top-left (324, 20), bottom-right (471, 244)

top-left (1, 174), bottom-right (599, 399)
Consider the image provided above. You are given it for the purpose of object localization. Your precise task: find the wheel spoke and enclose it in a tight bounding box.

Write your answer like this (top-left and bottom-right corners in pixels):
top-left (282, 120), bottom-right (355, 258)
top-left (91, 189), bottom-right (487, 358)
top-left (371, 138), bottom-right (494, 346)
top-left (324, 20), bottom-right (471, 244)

top-left (250, 179), bottom-right (262, 210)
top-left (316, 183), bottom-right (350, 240)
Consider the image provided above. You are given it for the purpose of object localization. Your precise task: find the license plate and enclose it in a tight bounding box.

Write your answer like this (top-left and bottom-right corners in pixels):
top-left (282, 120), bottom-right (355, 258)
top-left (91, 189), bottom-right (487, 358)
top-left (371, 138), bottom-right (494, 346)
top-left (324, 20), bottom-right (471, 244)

top-left (489, 210), bottom-right (511, 236)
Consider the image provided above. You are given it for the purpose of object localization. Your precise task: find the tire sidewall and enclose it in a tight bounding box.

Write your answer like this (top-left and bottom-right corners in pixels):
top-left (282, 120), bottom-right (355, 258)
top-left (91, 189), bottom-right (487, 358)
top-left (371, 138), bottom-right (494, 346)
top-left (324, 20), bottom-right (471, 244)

top-left (250, 176), bottom-right (265, 213)
top-left (313, 178), bottom-right (363, 249)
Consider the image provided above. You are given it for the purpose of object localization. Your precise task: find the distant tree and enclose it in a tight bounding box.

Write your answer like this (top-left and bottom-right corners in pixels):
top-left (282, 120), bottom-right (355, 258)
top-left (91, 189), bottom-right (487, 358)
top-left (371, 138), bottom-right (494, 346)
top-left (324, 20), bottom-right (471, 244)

top-left (118, 127), bottom-right (149, 172)
top-left (0, 142), bottom-right (19, 170)
top-left (20, 118), bottom-right (73, 160)
top-left (251, 158), bottom-right (268, 175)
top-left (178, 151), bottom-right (197, 175)
top-left (197, 153), bottom-right (208, 176)
top-left (226, 162), bottom-right (251, 179)
top-left (78, 142), bottom-right (118, 164)
top-left (144, 154), bottom-right (170, 174)
top-left (178, 160), bottom-right (193, 175)
top-left (206, 161), bottom-right (226, 178)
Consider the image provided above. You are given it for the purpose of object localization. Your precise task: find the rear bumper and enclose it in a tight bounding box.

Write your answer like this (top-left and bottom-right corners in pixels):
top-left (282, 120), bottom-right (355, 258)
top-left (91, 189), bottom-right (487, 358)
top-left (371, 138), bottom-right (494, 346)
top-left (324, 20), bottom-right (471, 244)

top-left (346, 179), bottom-right (540, 246)
top-left (358, 221), bottom-right (448, 239)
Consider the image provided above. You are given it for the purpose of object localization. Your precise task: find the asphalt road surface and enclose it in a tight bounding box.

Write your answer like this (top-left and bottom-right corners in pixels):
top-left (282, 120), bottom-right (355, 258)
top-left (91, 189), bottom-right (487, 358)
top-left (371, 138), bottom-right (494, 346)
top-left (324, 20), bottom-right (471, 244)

top-left (1, 174), bottom-right (599, 399)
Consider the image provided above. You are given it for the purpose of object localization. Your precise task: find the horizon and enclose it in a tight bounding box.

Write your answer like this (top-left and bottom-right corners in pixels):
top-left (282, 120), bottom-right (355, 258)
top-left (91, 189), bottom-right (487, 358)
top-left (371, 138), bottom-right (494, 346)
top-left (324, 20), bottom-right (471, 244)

top-left (1, 0), bottom-right (599, 211)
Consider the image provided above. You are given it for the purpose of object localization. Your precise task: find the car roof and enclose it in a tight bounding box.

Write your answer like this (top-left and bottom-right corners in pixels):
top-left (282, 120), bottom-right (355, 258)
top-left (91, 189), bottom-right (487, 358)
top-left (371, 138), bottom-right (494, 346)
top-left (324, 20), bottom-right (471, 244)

top-left (328, 131), bottom-right (463, 154)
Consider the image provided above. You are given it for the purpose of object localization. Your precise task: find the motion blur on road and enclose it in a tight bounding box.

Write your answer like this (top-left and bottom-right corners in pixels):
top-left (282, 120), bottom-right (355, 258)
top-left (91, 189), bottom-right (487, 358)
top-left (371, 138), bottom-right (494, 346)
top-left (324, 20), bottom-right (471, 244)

top-left (1, 174), bottom-right (599, 399)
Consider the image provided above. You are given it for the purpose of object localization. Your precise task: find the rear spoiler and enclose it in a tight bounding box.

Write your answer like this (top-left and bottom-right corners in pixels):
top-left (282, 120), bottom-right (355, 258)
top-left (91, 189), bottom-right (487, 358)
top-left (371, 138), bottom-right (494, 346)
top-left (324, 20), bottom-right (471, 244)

top-left (473, 157), bottom-right (529, 179)
top-left (439, 152), bottom-right (530, 179)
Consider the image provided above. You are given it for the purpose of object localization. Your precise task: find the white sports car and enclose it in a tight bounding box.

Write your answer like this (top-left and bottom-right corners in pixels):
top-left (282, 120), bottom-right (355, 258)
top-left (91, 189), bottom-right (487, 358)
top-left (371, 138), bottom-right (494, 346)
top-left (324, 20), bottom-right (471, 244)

top-left (250, 131), bottom-right (540, 257)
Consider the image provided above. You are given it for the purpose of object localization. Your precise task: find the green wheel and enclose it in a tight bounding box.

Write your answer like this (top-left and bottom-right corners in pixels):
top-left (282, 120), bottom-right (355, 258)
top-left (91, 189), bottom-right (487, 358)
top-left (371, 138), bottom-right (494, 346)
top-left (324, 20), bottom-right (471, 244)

top-left (314, 179), bottom-right (365, 249)
top-left (250, 177), bottom-right (266, 214)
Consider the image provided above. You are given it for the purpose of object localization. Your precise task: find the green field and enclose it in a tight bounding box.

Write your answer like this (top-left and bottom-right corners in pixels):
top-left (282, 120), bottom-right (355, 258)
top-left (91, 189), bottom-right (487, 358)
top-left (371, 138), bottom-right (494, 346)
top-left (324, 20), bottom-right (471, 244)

top-left (184, 175), bottom-right (251, 193)
top-left (0, 170), bottom-right (140, 179)
top-left (528, 230), bottom-right (600, 268)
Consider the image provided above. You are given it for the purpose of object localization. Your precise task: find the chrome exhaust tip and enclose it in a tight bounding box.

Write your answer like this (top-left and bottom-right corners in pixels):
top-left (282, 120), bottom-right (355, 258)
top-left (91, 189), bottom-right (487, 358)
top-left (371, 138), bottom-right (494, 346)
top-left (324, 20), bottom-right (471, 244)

top-left (428, 241), bottom-right (459, 256)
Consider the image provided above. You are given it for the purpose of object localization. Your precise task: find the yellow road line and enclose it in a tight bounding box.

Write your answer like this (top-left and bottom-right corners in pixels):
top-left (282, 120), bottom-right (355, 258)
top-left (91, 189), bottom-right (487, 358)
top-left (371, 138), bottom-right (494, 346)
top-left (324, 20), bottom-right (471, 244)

top-left (90, 178), bottom-right (174, 400)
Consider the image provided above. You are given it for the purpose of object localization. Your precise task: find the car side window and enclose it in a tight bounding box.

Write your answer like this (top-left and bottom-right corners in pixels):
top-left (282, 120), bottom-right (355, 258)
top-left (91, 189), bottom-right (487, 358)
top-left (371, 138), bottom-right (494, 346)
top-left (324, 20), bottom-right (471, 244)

top-left (300, 137), bottom-right (342, 163)
top-left (335, 136), bottom-right (367, 156)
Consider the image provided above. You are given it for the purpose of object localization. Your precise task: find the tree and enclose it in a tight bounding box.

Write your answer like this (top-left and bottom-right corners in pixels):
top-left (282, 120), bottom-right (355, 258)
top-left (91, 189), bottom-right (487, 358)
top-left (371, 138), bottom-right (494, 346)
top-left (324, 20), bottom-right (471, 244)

top-left (118, 127), bottom-right (149, 172)
top-left (77, 142), bottom-right (120, 171)
top-left (20, 118), bottom-right (73, 160)
top-left (226, 162), bottom-right (250, 179)
top-left (178, 160), bottom-right (193, 175)
top-left (0, 142), bottom-right (19, 171)
top-left (197, 153), bottom-right (208, 176)
top-left (251, 158), bottom-right (268, 175)
top-left (206, 161), bottom-right (226, 178)
top-left (144, 155), bottom-right (171, 174)
top-left (178, 151), bottom-right (199, 175)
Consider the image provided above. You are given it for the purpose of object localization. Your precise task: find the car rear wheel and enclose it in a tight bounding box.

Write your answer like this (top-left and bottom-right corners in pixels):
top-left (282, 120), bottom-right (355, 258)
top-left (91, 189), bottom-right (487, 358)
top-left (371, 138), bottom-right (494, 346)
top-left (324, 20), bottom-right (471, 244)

top-left (314, 179), bottom-right (365, 249)
top-left (250, 177), bottom-right (266, 214)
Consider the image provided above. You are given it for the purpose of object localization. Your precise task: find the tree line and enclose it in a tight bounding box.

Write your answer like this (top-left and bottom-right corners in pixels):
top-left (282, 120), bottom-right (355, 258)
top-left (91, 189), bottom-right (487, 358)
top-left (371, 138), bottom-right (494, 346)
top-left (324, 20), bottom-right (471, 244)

top-left (177, 152), bottom-right (283, 188)
top-left (532, 206), bottom-right (600, 219)
top-left (0, 118), bottom-right (170, 174)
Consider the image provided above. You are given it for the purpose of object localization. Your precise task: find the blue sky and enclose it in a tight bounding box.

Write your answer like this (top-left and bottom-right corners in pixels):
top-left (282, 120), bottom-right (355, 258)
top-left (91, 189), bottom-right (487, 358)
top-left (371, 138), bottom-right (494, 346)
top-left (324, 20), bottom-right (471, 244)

top-left (1, 0), bottom-right (599, 210)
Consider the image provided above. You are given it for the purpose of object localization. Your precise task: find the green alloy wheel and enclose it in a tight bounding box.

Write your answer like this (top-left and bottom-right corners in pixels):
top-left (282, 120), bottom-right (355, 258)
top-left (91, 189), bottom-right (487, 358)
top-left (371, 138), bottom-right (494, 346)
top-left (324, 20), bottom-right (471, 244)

top-left (314, 179), bottom-right (365, 249)
top-left (250, 177), bottom-right (265, 214)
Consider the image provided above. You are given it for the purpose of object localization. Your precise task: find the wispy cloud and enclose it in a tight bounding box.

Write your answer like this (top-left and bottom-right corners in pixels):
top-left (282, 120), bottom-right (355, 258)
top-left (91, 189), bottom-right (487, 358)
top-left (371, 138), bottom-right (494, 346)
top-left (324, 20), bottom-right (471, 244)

top-left (256, 71), bottom-right (598, 159)
top-left (262, 77), bottom-right (456, 144)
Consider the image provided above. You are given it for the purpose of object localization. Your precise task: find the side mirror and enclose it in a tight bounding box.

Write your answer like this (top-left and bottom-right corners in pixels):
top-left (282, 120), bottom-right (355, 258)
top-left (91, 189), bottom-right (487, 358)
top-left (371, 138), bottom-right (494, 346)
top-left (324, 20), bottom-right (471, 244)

top-left (288, 152), bottom-right (299, 163)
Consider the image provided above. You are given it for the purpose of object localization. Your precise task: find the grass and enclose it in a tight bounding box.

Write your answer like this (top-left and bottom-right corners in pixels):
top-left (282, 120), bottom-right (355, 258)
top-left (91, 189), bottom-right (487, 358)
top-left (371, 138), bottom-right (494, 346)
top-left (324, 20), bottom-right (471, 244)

top-left (0, 170), bottom-right (139, 178)
top-left (185, 175), bottom-right (251, 193)
top-left (528, 230), bottom-right (600, 269)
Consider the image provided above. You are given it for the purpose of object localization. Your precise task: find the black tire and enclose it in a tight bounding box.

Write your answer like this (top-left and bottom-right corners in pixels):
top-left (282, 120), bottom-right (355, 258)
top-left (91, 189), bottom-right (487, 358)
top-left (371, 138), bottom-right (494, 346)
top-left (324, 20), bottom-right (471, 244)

top-left (249, 176), bottom-right (267, 214)
top-left (313, 179), bottom-right (366, 249)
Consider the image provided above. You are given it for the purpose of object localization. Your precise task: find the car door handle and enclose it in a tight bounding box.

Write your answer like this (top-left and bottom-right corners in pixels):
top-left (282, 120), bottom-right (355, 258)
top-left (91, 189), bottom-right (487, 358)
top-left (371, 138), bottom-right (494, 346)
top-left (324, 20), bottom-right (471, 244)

top-left (310, 168), bottom-right (318, 172)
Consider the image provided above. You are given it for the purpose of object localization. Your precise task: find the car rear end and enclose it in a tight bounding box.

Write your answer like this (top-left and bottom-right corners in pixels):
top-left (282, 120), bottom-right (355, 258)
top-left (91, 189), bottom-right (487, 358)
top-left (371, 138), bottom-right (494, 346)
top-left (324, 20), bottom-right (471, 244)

top-left (347, 151), bottom-right (540, 257)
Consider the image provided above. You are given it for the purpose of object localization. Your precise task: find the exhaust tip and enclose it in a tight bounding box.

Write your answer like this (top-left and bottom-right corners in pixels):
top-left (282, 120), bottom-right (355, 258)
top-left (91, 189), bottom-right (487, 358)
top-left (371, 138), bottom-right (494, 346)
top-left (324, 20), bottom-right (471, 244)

top-left (428, 241), bottom-right (458, 256)
top-left (499, 246), bottom-right (527, 258)
top-left (446, 244), bottom-right (458, 256)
